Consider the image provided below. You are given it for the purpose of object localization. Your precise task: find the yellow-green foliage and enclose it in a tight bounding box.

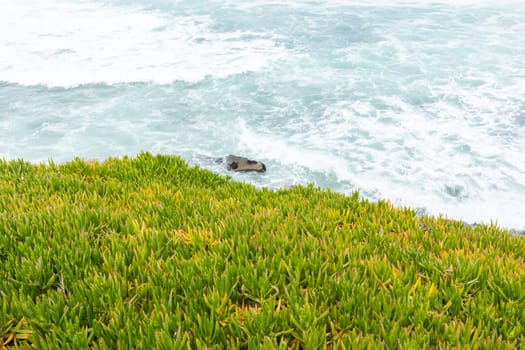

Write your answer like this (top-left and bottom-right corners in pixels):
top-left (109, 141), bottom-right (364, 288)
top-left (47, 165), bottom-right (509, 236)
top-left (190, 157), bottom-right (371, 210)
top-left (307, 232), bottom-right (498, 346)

top-left (1, 153), bottom-right (524, 349)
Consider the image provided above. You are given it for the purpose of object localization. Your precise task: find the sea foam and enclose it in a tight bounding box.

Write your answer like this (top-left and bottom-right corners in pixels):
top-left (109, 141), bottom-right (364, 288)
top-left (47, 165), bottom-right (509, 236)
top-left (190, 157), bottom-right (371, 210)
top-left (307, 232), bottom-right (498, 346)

top-left (0, 0), bottom-right (288, 87)
top-left (1, 0), bottom-right (524, 231)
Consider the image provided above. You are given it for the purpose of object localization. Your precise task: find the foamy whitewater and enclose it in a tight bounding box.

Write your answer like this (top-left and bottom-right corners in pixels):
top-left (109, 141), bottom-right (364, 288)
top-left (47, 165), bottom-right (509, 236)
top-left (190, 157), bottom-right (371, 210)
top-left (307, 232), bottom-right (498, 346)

top-left (1, 0), bottom-right (524, 231)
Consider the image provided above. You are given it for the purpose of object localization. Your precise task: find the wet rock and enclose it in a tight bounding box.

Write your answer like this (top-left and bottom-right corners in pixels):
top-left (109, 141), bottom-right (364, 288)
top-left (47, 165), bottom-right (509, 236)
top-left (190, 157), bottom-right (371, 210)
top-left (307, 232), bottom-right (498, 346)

top-left (219, 155), bottom-right (266, 173)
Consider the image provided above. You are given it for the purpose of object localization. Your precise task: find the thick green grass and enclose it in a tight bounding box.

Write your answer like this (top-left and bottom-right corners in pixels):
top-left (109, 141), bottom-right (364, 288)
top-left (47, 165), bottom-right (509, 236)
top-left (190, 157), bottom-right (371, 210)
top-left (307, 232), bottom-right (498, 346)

top-left (1, 153), bottom-right (524, 349)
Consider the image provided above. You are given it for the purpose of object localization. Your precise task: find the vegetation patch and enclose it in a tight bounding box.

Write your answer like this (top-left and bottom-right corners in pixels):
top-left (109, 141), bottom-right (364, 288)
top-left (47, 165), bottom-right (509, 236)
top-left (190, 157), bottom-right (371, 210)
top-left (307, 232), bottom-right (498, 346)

top-left (1, 153), bottom-right (524, 348)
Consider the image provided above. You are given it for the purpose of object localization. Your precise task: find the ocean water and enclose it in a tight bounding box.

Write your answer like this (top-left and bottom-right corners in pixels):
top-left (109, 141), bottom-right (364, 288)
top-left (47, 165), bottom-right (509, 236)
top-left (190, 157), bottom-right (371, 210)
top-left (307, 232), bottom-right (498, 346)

top-left (1, 0), bottom-right (524, 231)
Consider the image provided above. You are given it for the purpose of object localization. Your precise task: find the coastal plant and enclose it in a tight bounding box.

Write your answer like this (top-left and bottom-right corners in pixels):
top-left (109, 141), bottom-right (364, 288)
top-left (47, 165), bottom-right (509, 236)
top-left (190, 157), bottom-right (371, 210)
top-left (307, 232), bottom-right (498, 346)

top-left (1, 153), bottom-right (524, 348)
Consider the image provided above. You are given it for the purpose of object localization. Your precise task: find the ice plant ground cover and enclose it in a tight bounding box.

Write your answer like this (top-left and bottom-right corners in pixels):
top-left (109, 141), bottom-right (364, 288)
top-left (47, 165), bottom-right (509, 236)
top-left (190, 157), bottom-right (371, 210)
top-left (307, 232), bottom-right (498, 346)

top-left (1, 153), bottom-right (524, 348)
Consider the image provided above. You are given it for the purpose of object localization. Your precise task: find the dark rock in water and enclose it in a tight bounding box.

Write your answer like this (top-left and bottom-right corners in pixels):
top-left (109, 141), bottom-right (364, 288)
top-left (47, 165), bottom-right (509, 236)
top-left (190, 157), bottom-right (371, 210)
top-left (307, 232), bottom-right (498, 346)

top-left (220, 155), bottom-right (266, 173)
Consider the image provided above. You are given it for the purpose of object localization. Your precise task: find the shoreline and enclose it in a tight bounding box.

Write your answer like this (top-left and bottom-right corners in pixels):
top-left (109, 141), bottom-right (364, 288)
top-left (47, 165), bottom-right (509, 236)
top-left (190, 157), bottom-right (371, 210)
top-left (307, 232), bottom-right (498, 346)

top-left (4, 153), bottom-right (524, 235)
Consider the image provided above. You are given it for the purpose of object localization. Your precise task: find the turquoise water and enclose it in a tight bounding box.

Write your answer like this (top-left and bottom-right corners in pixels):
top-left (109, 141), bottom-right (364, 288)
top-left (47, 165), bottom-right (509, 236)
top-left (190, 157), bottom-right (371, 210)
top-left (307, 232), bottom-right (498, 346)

top-left (1, 0), bottom-right (524, 230)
